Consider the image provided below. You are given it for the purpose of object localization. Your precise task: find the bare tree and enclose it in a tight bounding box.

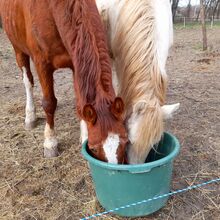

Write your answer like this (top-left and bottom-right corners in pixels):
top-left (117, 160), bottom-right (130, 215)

top-left (205, 0), bottom-right (212, 17)
top-left (217, 2), bottom-right (220, 18)
top-left (203, 0), bottom-right (220, 18)
top-left (212, 0), bottom-right (220, 18)
top-left (187, 0), bottom-right (192, 17)
top-left (172, 0), bottom-right (180, 21)
top-left (200, 0), bottom-right (208, 50)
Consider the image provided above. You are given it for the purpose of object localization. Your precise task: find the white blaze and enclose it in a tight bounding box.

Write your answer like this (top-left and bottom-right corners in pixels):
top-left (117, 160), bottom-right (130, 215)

top-left (80, 120), bottom-right (88, 144)
top-left (103, 133), bottom-right (120, 164)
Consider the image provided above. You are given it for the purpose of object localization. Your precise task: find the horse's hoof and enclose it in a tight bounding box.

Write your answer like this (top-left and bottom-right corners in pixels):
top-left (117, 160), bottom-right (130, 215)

top-left (44, 138), bottom-right (59, 158)
top-left (25, 121), bottom-right (36, 130)
top-left (44, 146), bottom-right (59, 158)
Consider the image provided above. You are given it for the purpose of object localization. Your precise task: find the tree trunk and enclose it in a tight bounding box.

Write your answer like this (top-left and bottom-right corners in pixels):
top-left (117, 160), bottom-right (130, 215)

top-left (196, 8), bottom-right (201, 21)
top-left (187, 0), bottom-right (192, 17)
top-left (217, 4), bottom-right (220, 18)
top-left (213, 0), bottom-right (220, 18)
top-left (172, 0), bottom-right (180, 22)
top-left (205, 0), bottom-right (212, 18)
top-left (200, 0), bottom-right (208, 51)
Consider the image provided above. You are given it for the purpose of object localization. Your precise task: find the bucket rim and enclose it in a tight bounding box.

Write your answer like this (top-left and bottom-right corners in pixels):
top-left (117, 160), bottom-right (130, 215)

top-left (81, 132), bottom-right (180, 173)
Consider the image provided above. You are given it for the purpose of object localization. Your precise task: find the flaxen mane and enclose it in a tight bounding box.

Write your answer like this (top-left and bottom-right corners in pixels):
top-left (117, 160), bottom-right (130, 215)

top-left (111, 0), bottom-right (167, 163)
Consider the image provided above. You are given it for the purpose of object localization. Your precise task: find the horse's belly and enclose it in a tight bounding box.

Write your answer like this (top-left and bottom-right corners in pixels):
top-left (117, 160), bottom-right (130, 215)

top-left (52, 53), bottom-right (73, 69)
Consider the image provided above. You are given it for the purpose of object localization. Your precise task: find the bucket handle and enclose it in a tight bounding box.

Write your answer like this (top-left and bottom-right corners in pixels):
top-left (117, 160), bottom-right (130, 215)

top-left (128, 164), bottom-right (168, 174)
top-left (129, 169), bottom-right (151, 174)
top-left (128, 166), bottom-right (152, 174)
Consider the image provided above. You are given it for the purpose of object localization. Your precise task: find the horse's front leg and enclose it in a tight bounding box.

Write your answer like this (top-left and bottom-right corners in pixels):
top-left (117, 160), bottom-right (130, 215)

top-left (15, 50), bottom-right (36, 130)
top-left (35, 62), bottom-right (59, 157)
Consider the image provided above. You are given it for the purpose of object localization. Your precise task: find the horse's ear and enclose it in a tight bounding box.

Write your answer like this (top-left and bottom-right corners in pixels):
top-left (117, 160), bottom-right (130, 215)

top-left (83, 104), bottom-right (97, 125)
top-left (162, 103), bottom-right (180, 119)
top-left (110, 97), bottom-right (124, 119)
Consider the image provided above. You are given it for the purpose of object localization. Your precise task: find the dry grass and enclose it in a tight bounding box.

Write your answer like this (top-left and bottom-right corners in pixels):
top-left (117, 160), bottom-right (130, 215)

top-left (0, 27), bottom-right (220, 219)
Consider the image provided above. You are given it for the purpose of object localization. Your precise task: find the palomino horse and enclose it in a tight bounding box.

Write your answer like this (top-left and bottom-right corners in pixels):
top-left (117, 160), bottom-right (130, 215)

top-left (96, 0), bottom-right (180, 164)
top-left (0, 0), bottom-right (128, 163)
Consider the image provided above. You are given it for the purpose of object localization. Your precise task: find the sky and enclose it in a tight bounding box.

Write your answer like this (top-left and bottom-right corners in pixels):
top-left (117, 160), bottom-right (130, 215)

top-left (179, 0), bottom-right (199, 7)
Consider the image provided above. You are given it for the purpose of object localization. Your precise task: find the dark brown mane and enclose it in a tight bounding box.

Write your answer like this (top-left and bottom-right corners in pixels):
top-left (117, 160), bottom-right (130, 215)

top-left (50, 0), bottom-right (116, 132)
top-left (50, 0), bottom-right (114, 106)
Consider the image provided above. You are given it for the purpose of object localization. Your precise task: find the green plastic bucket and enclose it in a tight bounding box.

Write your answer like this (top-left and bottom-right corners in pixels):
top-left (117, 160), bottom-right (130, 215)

top-left (81, 132), bottom-right (180, 217)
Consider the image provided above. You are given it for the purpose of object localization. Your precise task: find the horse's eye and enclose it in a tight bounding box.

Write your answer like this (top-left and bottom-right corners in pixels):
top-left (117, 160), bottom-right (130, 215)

top-left (90, 148), bottom-right (98, 153)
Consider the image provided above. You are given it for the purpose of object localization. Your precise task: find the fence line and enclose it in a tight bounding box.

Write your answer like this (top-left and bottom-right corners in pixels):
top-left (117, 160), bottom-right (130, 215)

top-left (80, 178), bottom-right (220, 220)
top-left (174, 17), bottom-right (220, 27)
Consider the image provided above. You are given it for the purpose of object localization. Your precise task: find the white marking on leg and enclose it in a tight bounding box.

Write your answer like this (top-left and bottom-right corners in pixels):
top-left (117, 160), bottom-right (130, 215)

top-left (103, 133), bottom-right (120, 164)
top-left (22, 67), bottom-right (36, 126)
top-left (44, 123), bottom-right (58, 149)
top-left (80, 120), bottom-right (88, 144)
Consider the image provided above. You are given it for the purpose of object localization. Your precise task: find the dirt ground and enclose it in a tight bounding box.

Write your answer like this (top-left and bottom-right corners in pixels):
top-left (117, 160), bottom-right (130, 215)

top-left (0, 27), bottom-right (220, 220)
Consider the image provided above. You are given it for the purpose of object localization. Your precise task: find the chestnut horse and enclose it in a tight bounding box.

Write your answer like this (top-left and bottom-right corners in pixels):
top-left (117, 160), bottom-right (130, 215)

top-left (0, 0), bottom-right (128, 163)
top-left (96, 0), bottom-right (180, 164)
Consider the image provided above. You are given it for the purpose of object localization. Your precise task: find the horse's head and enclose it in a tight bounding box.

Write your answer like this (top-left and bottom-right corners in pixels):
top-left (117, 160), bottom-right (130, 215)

top-left (82, 97), bottom-right (128, 164)
top-left (126, 101), bottom-right (180, 164)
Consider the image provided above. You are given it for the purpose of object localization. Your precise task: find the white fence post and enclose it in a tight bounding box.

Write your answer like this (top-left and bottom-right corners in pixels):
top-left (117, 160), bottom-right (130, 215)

top-left (211, 16), bottom-right (214, 28)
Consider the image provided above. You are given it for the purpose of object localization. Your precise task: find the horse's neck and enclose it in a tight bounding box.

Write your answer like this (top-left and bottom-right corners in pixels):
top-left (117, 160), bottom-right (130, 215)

top-left (104, 0), bottom-right (168, 111)
top-left (49, 0), bottom-right (115, 106)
